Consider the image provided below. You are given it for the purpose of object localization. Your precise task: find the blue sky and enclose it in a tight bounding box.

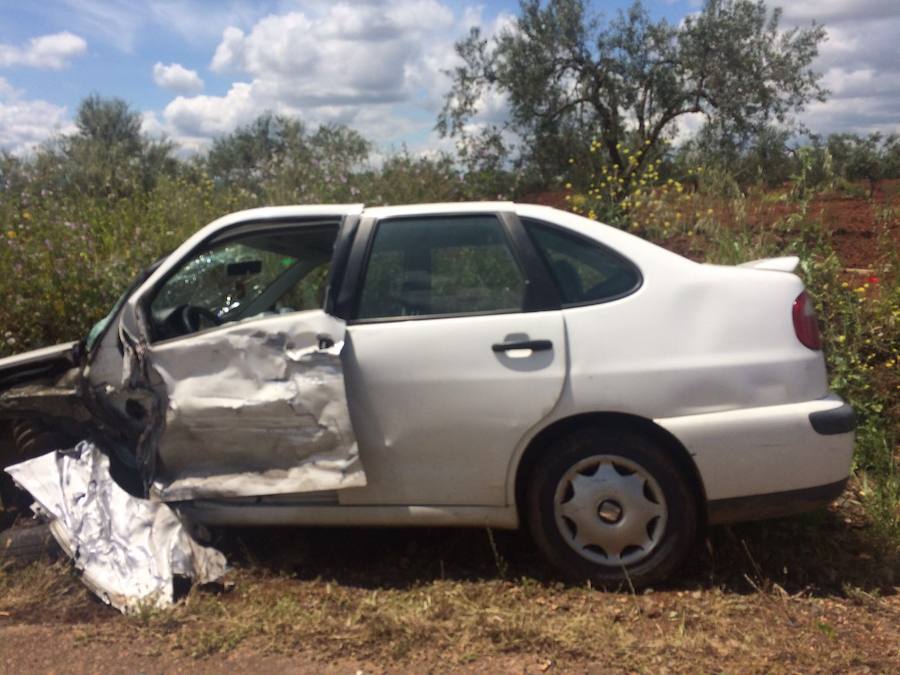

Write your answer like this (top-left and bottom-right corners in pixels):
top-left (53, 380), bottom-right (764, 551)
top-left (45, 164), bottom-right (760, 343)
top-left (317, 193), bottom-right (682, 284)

top-left (0, 0), bottom-right (897, 156)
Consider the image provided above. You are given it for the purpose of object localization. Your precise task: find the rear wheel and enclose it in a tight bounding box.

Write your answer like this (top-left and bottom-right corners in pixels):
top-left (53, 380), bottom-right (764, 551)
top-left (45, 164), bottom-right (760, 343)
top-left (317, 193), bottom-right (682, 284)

top-left (527, 427), bottom-right (698, 587)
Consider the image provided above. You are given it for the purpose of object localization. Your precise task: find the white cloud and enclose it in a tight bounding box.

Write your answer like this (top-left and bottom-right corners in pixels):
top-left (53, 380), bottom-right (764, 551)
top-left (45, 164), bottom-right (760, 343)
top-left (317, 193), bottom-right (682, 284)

top-left (776, 6), bottom-right (900, 136)
top-left (144, 0), bottom-right (900, 155)
top-left (163, 83), bottom-right (258, 138)
top-left (153, 62), bottom-right (204, 94)
top-left (0, 78), bottom-right (74, 154)
top-left (207, 2), bottom-right (454, 107)
top-left (0, 32), bottom-right (87, 70)
top-left (156, 0), bottom-right (481, 153)
top-left (54, 0), bottom-right (266, 52)
top-left (781, 1), bottom-right (900, 23)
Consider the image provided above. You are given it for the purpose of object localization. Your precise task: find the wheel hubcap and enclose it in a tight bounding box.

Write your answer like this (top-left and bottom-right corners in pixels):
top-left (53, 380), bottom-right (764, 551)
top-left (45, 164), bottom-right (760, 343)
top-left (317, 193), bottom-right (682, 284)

top-left (553, 455), bottom-right (667, 567)
top-left (597, 499), bottom-right (623, 524)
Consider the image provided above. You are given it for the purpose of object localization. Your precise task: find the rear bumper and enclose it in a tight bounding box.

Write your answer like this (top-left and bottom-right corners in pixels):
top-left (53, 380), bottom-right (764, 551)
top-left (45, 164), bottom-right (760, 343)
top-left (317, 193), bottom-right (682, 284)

top-left (809, 402), bottom-right (857, 435)
top-left (708, 477), bottom-right (848, 525)
top-left (656, 394), bottom-right (854, 520)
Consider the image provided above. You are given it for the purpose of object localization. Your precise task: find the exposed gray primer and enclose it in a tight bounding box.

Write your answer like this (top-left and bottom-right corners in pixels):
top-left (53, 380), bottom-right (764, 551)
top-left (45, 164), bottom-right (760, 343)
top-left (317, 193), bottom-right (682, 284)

top-left (6, 442), bottom-right (226, 614)
top-left (138, 312), bottom-right (365, 501)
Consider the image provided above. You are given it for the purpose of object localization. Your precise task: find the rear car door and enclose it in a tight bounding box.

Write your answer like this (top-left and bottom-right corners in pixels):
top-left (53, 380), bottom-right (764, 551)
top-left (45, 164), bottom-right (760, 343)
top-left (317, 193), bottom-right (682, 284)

top-left (336, 209), bottom-right (567, 506)
top-left (123, 214), bottom-right (365, 501)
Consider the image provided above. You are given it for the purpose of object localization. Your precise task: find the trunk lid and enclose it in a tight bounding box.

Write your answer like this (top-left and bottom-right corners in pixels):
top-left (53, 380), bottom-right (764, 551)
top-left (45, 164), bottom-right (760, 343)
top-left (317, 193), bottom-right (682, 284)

top-left (738, 256), bottom-right (800, 273)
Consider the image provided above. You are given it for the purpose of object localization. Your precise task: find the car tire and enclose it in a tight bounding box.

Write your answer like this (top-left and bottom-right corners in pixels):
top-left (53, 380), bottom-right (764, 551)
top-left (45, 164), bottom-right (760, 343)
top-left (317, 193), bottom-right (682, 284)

top-left (1, 420), bottom-right (74, 509)
top-left (0, 523), bottom-right (59, 566)
top-left (527, 427), bottom-right (698, 588)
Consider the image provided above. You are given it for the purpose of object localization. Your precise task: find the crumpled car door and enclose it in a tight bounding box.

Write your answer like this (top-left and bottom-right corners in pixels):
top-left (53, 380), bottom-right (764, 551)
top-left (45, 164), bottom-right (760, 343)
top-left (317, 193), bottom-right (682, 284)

top-left (136, 309), bottom-right (364, 501)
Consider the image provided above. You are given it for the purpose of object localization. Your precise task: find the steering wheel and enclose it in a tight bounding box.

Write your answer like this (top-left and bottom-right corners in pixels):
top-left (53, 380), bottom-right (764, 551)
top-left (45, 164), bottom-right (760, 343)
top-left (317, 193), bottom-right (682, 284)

top-left (179, 305), bottom-right (223, 334)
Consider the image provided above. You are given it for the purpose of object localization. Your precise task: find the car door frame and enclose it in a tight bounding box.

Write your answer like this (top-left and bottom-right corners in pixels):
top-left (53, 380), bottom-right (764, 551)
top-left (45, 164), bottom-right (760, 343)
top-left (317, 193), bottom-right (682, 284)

top-left (91, 208), bottom-right (363, 496)
top-left (329, 206), bottom-right (569, 508)
top-left (174, 206), bottom-right (570, 528)
top-left (135, 215), bottom-right (357, 343)
top-left (332, 208), bottom-right (563, 323)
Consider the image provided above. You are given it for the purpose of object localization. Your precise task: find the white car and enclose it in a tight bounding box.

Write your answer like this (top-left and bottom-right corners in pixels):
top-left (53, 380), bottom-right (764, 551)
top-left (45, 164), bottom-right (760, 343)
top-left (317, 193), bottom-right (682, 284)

top-left (0, 202), bottom-right (855, 585)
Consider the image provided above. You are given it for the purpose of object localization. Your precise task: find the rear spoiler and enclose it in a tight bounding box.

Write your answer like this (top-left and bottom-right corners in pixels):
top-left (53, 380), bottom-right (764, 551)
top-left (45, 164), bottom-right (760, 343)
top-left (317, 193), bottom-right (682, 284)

top-left (738, 256), bottom-right (800, 273)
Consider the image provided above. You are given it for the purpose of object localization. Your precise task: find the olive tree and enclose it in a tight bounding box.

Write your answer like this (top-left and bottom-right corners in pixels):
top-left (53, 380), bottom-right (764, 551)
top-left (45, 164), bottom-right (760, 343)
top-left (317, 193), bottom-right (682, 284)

top-left (438, 0), bottom-right (827, 194)
top-left (55, 95), bottom-right (176, 199)
top-left (205, 113), bottom-right (370, 201)
top-left (828, 133), bottom-right (900, 197)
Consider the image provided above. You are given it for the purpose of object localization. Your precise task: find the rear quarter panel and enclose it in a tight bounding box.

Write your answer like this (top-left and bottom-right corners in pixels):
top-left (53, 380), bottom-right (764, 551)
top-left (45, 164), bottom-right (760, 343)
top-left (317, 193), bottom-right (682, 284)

top-left (515, 206), bottom-right (828, 420)
top-left (507, 206), bottom-right (836, 504)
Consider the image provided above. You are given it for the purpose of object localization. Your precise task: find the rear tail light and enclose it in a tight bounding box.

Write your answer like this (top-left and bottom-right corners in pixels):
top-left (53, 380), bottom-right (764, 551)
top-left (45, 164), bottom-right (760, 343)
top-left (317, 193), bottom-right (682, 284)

top-left (792, 291), bottom-right (822, 350)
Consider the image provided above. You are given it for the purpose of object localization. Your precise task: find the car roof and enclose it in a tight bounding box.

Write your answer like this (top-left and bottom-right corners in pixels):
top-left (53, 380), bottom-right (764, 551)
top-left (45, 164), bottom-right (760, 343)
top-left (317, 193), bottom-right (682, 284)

top-left (209, 204), bottom-right (365, 227)
top-left (363, 202), bottom-right (515, 219)
top-left (198, 202), bottom-right (691, 273)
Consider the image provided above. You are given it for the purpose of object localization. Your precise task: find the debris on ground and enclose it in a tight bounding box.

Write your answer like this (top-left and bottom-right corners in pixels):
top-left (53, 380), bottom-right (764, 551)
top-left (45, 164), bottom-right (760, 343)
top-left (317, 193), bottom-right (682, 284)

top-left (5, 441), bottom-right (226, 613)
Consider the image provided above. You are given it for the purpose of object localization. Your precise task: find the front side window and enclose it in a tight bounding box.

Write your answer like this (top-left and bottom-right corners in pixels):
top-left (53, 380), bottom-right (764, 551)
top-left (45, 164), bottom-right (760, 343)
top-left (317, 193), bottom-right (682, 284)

top-left (523, 219), bottom-right (641, 305)
top-left (357, 215), bottom-right (526, 320)
top-left (149, 225), bottom-right (338, 339)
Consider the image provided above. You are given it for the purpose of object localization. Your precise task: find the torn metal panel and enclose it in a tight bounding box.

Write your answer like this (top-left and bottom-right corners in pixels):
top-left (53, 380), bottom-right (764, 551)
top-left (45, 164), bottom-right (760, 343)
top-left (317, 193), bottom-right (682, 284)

top-left (117, 330), bottom-right (167, 495)
top-left (143, 310), bottom-right (365, 501)
top-left (0, 384), bottom-right (92, 422)
top-left (0, 340), bottom-right (79, 391)
top-left (5, 442), bottom-right (226, 614)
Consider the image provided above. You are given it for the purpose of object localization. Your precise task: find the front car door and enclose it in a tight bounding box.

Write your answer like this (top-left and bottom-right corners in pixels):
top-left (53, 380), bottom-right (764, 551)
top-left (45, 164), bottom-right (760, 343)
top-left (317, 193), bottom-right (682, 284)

top-left (114, 209), bottom-right (366, 500)
top-left (336, 206), bottom-right (568, 506)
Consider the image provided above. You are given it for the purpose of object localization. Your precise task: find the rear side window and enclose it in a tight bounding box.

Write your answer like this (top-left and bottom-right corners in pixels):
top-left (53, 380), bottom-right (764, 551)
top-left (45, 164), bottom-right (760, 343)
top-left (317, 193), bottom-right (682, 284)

top-left (357, 215), bottom-right (527, 320)
top-left (523, 218), bottom-right (641, 305)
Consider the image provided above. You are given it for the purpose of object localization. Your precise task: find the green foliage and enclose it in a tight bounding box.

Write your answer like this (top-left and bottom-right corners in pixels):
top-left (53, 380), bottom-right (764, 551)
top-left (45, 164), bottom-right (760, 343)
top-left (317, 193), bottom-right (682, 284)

top-left (672, 127), bottom-right (900, 195)
top-left (827, 133), bottom-right (900, 196)
top-left (360, 151), bottom-right (466, 204)
top-left (0, 103), bottom-right (514, 357)
top-left (206, 113), bottom-right (370, 202)
top-left (53, 95), bottom-right (177, 199)
top-left (438, 0), bottom-right (827, 192)
top-left (675, 124), bottom-right (797, 189)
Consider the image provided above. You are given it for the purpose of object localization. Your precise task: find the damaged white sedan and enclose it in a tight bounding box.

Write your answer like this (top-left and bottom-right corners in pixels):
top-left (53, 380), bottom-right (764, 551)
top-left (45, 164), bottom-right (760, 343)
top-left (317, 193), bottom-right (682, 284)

top-left (0, 202), bottom-right (855, 587)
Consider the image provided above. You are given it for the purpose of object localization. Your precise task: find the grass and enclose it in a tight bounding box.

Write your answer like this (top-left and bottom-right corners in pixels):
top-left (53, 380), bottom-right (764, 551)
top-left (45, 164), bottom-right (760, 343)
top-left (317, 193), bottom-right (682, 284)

top-left (1, 509), bottom-right (898, 669)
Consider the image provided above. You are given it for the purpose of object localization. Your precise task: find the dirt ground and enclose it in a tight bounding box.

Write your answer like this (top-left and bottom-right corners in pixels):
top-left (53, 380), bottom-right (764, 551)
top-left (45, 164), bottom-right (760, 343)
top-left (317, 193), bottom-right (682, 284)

top-left (522, 179), bottom-right (900, 270)
top-left (2, 482), bottom-right (899, 673)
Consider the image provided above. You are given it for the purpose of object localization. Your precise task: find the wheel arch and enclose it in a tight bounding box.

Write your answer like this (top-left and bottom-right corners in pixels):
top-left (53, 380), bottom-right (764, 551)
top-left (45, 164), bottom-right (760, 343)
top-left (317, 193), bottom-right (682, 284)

top-left (512, 412), bottom-right (709, 528)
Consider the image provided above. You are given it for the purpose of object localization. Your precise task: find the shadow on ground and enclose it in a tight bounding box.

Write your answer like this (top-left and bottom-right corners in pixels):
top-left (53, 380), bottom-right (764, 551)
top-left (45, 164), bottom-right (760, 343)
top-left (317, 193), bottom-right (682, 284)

top-left (217, 498), bottom-right (898, 598)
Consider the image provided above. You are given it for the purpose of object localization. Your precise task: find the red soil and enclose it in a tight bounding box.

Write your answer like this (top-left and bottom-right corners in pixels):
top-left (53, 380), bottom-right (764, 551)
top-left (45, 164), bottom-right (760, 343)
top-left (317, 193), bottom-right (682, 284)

top-left (521, 180), bottom-right (900, 269)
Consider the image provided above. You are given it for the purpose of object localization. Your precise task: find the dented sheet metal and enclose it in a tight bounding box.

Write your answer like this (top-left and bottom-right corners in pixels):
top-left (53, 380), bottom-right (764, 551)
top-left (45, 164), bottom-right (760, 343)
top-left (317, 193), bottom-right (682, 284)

top-left (6, 442), bottom-right (226, 614)
top-left (142, 310), bottom-right (365, 501)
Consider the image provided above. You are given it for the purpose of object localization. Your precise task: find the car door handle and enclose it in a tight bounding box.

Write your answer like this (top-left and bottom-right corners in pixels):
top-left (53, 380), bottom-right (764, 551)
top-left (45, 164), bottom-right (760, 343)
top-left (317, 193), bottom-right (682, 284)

top-left (492, 339), bottom-right (553, 353)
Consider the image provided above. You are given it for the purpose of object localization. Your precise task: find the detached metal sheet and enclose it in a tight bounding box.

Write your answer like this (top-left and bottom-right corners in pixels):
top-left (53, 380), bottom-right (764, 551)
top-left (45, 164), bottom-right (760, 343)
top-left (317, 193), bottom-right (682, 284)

top-left (145, 310), bottom-right (365, 501)
top-left (6, 443), bottom-right (227, 614)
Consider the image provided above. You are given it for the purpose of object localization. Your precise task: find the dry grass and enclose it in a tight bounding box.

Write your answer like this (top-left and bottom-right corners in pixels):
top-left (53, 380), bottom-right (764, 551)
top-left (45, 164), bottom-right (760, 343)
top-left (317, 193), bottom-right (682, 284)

top-left (2, 488), bottom-right (899, 671)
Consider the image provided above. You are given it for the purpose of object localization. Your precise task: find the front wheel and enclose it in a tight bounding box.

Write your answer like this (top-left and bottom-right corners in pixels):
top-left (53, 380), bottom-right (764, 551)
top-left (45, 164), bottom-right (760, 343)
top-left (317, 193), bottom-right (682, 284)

top-left (1, 420), bottom-right (75, 510)
top-left (527, 428), bottom-right (698, 587)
